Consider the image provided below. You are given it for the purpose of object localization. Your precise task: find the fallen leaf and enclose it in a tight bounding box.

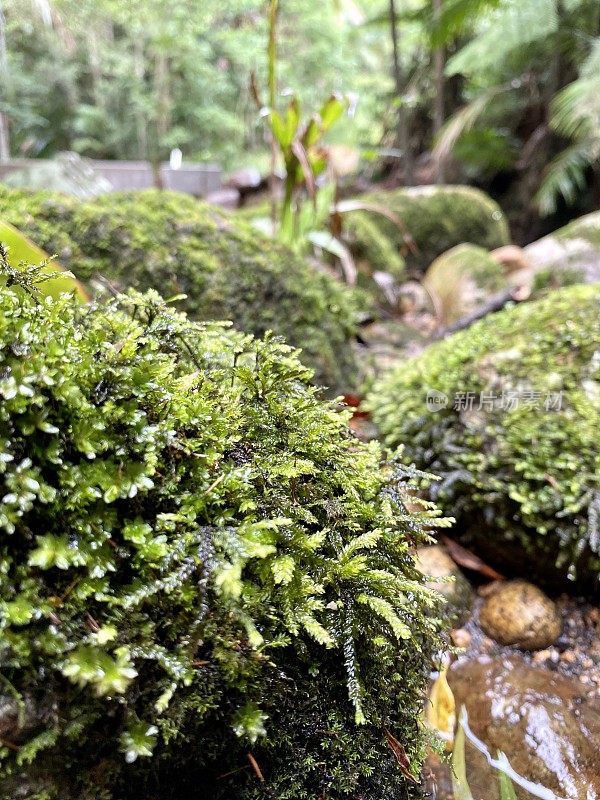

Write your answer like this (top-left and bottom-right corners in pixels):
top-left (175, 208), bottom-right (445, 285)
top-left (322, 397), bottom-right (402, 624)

top-left (385, 729), bottom-right (419, 784)
top-left (442, 536), bottom-right (505, 581)
top-left (426, 663), bottom-right (456, 751)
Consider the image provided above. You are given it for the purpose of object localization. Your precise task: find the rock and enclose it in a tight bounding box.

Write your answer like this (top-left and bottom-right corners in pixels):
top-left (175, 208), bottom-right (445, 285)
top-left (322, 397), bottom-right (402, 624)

top-left (448, 656), bottom-right (600, 800)
top-left (366, 284), bottom-right (600, 594)
top-left (479, 580), bottom-right (561, 650)
top-left (204, 187), bottom-right (240, 208)
top-left (491, 244), bottom-right (532, 274)
top-left (0, 186), bottom-right (360, 396)
top-left (524, 211), bottom-right (600, 288)
top-left (225, 167), bottom-right (263, 191)
top-left (344, 184), bottom-right (510, 277)
top-left (423, 243), bottom-right (509, 324)
top-left (415, 545), bottom-right (473, 623)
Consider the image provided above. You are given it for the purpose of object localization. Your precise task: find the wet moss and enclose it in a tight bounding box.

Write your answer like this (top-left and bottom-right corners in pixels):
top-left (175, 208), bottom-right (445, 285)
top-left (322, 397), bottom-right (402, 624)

top-left (367, 285), bottom-right (600, 592)
top-left (0, 285), bottom-right (444, 800)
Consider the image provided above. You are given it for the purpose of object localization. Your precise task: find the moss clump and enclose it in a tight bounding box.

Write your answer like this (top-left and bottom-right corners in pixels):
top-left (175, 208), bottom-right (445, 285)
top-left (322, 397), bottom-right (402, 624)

top-left (0, 186), bottom-right (359, 394)
top-left (423, 243), bottom-right (507, 324)
top-left (345, 185), bottom-right (510, 277)
top-left (367, 285), bottom-right (600, 592)
top-left (0, 283), bottom-right (444, 800)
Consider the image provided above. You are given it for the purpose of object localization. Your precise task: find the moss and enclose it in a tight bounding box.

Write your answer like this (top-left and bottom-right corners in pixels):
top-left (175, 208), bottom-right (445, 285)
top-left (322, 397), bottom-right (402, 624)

top-left (423, 243), bottom-right (507, 324)
top-left (366, 285), bottom-right (600, 592)
top-left (0, 187), bottom-right (359, 394)
top-left (343, 210), bottom-right (407, 278)
top-left (555, 211), bottom-right (600, 248)
top-left (345, 185), bottom-right (510, 276)
top-left (0, 284), bottom-right (445, 799)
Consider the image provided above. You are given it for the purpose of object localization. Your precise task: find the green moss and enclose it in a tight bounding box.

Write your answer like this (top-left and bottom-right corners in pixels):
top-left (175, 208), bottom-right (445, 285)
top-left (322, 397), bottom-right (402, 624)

top-left (423, 244), bottom-right (507, 324)
top-left (345, 185), bottom-right (510, 276)
top-left (0, 187), bottom-right (359, 394)
top-left (366, 285), bottom-right (600, 592)
top-left (0, 284), bottom-right (445, 799)
top-left (555, 211), bottom-right (600, 248)
top-left (344, 210), bottom-right (407, 278)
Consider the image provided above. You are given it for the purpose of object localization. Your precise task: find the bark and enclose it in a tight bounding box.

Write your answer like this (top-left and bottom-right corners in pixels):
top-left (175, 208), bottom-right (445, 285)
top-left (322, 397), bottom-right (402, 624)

top-left (432, 0), bottom-right (444, 183)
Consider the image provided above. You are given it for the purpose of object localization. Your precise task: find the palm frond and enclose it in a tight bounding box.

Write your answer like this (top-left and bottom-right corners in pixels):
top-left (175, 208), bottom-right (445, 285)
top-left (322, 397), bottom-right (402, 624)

top-left (550, 76), bottom-right (600, 140)
top-left (446, 0), bottom-right (558, 77)
top-left (432, 85), bottom-right (510, 165)
top-left (535, 141), bottom-right (594, 215)
top-left (431, 0), bottom-right (501, 47)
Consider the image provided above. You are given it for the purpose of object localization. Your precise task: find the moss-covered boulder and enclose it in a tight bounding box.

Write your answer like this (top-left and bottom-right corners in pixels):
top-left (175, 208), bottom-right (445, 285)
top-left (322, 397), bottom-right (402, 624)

top-left (524, 211), bottom-right (600, 289)
top-left (0, 283), bottom-right (444, 800)
top-left (367, 285), bottom-right (600, 593)
top-left (0, 186), bottom-right (359, 394)
top-left (344, 185), bottom-right (510, 277)
top-left (423, 243), bottom-right (509, 324)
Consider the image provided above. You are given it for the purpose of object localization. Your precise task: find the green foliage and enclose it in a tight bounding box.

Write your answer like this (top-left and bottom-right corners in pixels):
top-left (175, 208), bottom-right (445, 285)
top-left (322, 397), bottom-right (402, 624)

top-left (344, 185), bottom-right (509, 276)
top-left (267, 93), bottom-right (348, 244)
top-left (1, 0), bottom-right (386, 165)
top-left (434, 0), bottom-right (600, 211)
top-left (0, 281), bottom-right (445, 799)
top-left (0, 186), bottom-right (359, 394)
top-left (367, 285), bottom-right (600, 590)
top-left (0, 223), bottom-right (87, 301)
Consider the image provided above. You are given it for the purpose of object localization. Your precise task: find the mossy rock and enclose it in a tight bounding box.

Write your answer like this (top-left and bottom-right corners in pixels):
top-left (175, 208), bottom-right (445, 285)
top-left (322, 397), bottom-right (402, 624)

top-left (366, 285), bottom-right (600, 593)
top-left (345, 185), bottom-right (510, 277)
top-left (0, 283), bottom-right (444, 800)
top-left (525, 211), bottom-right (600, 290)
top-left (0, 186), bottom-right (359, 394)
top-left (423, 243), bottom-right (508, 324)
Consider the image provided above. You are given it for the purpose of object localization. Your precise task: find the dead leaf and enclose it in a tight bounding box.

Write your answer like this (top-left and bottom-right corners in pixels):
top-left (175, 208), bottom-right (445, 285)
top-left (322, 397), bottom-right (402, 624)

top-left (385, 730), bottom-right (419, 784)
top-left (426, 664), bottom-right (456, 751)
top-left (442, 536), bottom-right (505, 581)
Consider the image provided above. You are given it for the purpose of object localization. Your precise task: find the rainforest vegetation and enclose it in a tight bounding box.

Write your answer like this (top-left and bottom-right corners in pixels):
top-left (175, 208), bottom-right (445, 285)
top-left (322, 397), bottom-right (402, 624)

top-left (0, 1), bottom-right (599, 799)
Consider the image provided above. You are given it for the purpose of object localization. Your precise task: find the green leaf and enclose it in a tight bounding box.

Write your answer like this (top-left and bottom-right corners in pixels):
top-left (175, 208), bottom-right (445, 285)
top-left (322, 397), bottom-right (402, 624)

top-left (0, 221), bottom-right (88, 301)
top-left (271, 554), bottom-right (295, 584)
top-left (452, 709), bottom-right (474, 800)
top-left (497, 754), bottom-right (518, 800)
top-left (319, 94), bottom-right (346, 133)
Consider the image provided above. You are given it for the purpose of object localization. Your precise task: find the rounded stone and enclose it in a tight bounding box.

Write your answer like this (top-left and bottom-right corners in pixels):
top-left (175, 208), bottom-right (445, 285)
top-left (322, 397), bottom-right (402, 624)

top-left (415, 545), bottom-right (473, 623)
top-left (479, 580), bottom-right (561, 650)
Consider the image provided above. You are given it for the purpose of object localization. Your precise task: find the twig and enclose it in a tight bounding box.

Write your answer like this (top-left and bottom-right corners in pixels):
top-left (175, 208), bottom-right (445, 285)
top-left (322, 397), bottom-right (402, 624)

top-left (432, 285), bottom-right (530, 340)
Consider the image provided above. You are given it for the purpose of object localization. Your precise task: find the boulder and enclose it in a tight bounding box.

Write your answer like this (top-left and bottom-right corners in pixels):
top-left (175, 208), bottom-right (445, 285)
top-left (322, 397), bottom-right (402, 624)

top-left (0, 186), bottom-right (359, 395)
top-left (344, 185), bottom-right (510, 277)
top-left (367, 284), bottom-right (600, 593)
top-left (423, 243), bottom-right (509, 324)
top-left (0, 283), bottom-right (443, 800)
top-left (524, 211), bottom-right (600, 288)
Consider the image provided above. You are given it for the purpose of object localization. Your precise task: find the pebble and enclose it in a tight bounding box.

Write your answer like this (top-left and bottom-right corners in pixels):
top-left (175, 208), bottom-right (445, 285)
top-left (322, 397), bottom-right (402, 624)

top-left (479, 580), bottom-right (561, 650)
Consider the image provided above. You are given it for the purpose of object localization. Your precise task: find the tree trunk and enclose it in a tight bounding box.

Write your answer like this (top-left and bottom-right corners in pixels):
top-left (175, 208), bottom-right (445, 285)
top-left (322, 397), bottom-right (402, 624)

top-left (432, 0), bottom-right (444, 183)
top-left (133, 38), bottom-right (148, 160)
top-left (0, 1), bottom-right (10, 160)
top-left (389, 0), bottom-right (413, 185)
